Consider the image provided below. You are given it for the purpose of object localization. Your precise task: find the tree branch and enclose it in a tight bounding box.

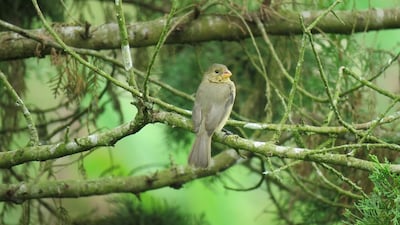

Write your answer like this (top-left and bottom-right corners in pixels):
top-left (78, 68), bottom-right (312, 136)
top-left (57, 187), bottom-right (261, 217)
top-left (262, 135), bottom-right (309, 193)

top-left (0, 8), bottom-right (399, 60)
top-left (0, 112), bottom-right (146, 168)
top-left (0, 71), bottom-right (39, 146)
top-left (2, 110), bottom-right (400, 173)
top-left (0, 149), bottom-right (240, 203)
top-left (2, 109), bottom-right (400, 202)
top-left (153, 111), bottom-right (400, 173)
top-left (230, 109), bottom-right (400, 134)
top-left (2, 107), bottom-right (400, 202)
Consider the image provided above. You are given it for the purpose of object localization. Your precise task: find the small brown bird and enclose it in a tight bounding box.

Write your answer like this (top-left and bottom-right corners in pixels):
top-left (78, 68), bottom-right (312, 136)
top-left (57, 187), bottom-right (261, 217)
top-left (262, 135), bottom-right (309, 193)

top-left (188, 64), bottom-right (236, 168)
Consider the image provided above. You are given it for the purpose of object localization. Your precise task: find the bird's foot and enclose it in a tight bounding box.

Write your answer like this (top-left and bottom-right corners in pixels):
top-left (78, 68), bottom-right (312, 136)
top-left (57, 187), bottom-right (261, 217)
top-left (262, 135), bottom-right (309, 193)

top-left (222, 128), bottom-right (234, 136)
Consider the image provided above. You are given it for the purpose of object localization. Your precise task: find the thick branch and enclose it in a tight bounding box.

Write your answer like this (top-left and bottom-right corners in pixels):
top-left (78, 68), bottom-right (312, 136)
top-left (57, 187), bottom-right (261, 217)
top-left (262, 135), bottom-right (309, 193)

top-left (0, 8), bottom-right (399, 60)
top-left (0, 150), bottom-right (240, 202)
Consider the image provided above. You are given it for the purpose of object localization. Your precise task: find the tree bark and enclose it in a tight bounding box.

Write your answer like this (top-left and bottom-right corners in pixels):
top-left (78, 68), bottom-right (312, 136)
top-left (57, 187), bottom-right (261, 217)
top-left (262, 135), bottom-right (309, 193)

top-left (0, 8), bottom-right (399, 60)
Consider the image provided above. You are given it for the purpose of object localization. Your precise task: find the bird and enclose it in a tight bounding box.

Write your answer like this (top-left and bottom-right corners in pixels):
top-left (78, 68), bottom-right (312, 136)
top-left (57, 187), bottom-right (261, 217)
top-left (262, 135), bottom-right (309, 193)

top-left (188, 63), bottom-right (236, 168)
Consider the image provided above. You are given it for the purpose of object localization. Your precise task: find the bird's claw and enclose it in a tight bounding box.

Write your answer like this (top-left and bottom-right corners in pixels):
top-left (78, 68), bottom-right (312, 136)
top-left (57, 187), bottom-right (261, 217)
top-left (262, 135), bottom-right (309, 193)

top-left (222, 128), bottom-right (234, 136)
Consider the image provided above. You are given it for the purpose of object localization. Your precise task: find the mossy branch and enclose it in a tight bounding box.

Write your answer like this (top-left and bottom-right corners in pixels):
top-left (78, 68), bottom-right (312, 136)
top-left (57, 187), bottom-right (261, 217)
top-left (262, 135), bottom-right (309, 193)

top-left (115, 0), bottom-right (133, 71)
top-left (0, 113), bottom-right (146, 168)
top-left (1, 8), bottom-right (400, 60)
top-left (2, 108), bottom-right (400, 169)
top-left (2, 109), bottom-right (400, 202)
top-left (0, 149), bottom-right (240, 203)
top-left (229, 110), bottom-right (400, 134)
top-left (154, 112), bottom-right (400, 173)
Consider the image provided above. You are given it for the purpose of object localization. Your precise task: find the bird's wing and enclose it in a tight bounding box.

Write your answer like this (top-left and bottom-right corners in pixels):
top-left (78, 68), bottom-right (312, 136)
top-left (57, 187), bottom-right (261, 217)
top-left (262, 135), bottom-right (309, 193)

top-left (192, 100), bottom-right (202, 133)
top-left (204, 86), bottom-right (235, 134)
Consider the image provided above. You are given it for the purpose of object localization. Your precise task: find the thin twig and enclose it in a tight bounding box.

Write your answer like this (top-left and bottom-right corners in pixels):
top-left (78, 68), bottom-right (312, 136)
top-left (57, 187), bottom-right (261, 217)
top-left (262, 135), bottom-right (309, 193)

top-left (287, 161), bottom-right (353, 208)
top-left (226, 4), bottom-right (272, 121)
top-left (115, 0), bottom-right (138, 89)
top-left (343, 67), bottom-right (400, 100)
top-left (312, 163), bottom-right (363, 200)
top-left (143, 0), bottom-right (178, 99)
top-left (30, 0), bottom-right (194, 117)
top-left (304, 17), bottom-right (392, 147)
top-left (325, 65), bottom-right (345, 125)
top-left (0, 71), bottom-right (39, 146)
top-left (31, 0), bottom-right (142, 98)
top-left (0, 19), bottom-right (195, 105)
top-left (253, 15), bottom-right (326, 103)
top-left (230, 109), bottom-right (400, 134)
top-left (339, 51), bottom-right (400, 98)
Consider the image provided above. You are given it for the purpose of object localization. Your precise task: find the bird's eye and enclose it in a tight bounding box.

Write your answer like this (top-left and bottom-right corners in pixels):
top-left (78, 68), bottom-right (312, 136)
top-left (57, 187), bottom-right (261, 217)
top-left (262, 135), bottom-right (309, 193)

top-left (214, 70), bottom-right (220, 74)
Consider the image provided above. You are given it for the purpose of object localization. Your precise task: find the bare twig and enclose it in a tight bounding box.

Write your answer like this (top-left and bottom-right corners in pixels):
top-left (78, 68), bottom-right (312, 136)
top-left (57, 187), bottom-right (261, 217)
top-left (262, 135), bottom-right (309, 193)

top-left (0, 71), bottom-right (39, 146)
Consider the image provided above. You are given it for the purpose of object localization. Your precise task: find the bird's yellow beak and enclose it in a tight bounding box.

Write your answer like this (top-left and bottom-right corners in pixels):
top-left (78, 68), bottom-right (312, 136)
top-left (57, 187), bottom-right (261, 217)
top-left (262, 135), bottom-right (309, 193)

top-left (222, 69), bottom-right (232, 79)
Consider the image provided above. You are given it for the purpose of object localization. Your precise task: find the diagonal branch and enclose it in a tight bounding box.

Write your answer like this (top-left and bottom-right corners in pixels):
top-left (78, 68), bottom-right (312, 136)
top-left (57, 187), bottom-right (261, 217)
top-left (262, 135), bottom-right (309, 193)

top-left (0, 71), bottom-right (39, 146)
top-left (0, 112), bottom-right (147, 169)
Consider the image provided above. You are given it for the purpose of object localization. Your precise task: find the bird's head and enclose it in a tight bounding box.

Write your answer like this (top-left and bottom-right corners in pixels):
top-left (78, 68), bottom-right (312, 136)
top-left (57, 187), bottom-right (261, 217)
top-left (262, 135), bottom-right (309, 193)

top-left (205, 64), bottom-right (232, 83)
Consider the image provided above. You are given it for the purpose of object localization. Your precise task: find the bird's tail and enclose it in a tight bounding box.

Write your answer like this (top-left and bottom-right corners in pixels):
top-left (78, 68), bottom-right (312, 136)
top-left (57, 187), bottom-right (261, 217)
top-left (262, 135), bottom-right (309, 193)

top-left (188, 132), bottom-right (211, 168)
